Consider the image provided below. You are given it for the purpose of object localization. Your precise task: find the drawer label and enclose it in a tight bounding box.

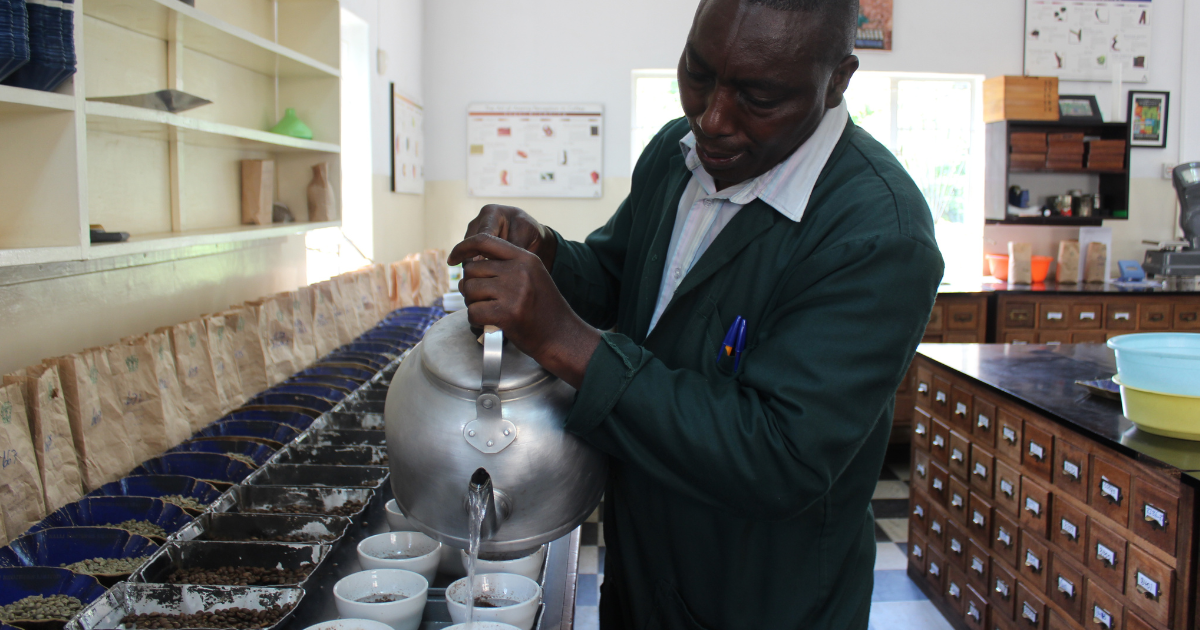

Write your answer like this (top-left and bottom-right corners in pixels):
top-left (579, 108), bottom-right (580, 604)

top-left (915, 422), bottom-right (927, 436)
top-left (1144, 504), bottom-right (1168, 528)
top-left (1057, 575), bottom-right (1075, 597)
top-left (931, 520), bottom-right (943, 534)
top-left (967, 602), bottom-right (980, 622)
top-left (1025, 496), bottom-right (1041, 516)
top-left (929, 561), bottom-right (940, 576)
top-left (1047, 311), bottom-right (1064, 320)
top-left (973, 510), bottom-right (986, 527)
top-left (912, 544), bottom-right (923, 558)
top-left (1060, 518), bottom-right (1078, 540)
top-left (1093, 606), bottom-right (1113, 629)
top-left (974, 462), bottom-right (988, 478)
top-left (936, 391), bottom-right (947, 403)
top-left (1003, 427), bottom-right (1017, 443)
top-left (1025, 549), bottom-right (1041, 571)
top-left (933, 435), bottom-right (945, 448)
top-left (951, 539), bottom-right (962, 554)
top-left (951, 493), bottom-right (964, 508)
top-left (995, 578), bottom-right (1010, 598)
top-left (951, 448), bottom-right (964, 462)
top-left (1000, 479), bottom-right (1014, 497)
top-left (916, 463), bottom-right (926, 476)
top-left (977, 414), bottom-right (990, 429)
top-left (1136, 571), bottom-right (1160, 598)
top-left (1079, 311), bottom-right (1096, 320)
top-left (955, 402), bottom-right (968, 416)
top-left (948, 581), bottom-right (960, 598)
top-left (1062, 460), bottom-right (1080, 480)
top-left (1028, 441), bottom-right (1045, 460)
top-left (971, 557), bottom-right (985, 575)
top-left (997, 527), bottom-right (1012, 547)
top-left (1114, 312), bottom-right (1131, 321)
top-left (1096, 543), bottom-right (1116, 566)
top-left (1100, 478), bottom-right (1121, 503)
top-left (932, 478), bottom-right (944, 491)
top-left (1022, 602), bottom-right (1038, 623)
top-left (918, 382), bottom-right (929, 393)
top-left (913, 505), bottom-right (925, 518)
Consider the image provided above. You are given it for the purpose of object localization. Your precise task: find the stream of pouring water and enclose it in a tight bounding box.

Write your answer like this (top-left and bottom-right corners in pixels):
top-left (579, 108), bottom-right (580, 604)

top-left (465, 470), bottom-right (491, 623)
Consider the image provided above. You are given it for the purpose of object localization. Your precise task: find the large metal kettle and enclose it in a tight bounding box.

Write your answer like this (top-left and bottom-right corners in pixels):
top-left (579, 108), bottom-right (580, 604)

top-left (384, 310), bottom-right (607, 552)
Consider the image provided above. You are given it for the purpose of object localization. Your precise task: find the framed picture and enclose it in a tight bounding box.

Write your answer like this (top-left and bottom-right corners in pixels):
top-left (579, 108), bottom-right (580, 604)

top-left (1057, 95), bottom-right (1102, 122)
top-left (1127, 90), bottom-right (1169, 148)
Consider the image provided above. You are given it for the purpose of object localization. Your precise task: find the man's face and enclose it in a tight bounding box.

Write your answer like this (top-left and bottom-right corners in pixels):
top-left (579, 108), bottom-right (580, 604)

top-left (678, 0), bottom-right (858, 189)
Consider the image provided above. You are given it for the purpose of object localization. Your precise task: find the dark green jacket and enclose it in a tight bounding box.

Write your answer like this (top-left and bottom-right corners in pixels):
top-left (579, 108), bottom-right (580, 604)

top-left (550, 118), bottom-right (944, 629)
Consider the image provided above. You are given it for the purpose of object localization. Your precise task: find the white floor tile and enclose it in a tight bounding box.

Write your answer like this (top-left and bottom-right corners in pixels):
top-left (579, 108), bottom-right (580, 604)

top-left (597, 523), bottom-right (605, 547)
top-left (876, 518), bottom-right (909, 543)
top-left (586, 506), bottom-right (601, 523)
top-left (578, 545), bottom-right (599, 574)
top-left (868, 600), bottom-right (956, 630)
top-left (889, 461), bottom-right (911, 482)
top-left (574, 605), bottom-right (599, 630)
top-left (873, 480), bottom-right (910, 500)
top-left (874, 542), bottom-right (908, 570)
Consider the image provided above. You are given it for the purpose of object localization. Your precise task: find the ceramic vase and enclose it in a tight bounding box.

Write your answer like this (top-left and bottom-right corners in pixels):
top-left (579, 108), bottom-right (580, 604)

top-left (307, 162), bottom-right (335, 222)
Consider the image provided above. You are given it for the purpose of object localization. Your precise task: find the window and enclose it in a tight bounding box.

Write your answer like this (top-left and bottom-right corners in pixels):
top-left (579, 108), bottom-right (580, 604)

top-left (631, 70), bottom-right (986, 283)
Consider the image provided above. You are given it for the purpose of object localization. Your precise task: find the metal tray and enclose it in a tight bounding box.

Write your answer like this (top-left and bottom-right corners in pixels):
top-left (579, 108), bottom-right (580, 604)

top-left (321, 411), bottom-right (385, 431)
top-left (211, 486), bottom-right (375, 521)
top-left (294, 429), bottom-right (385, 448)
top-left (273, 445), bottom-right (388, 467)
top-left (66, 583), bottom-right (303, 630)
top-left (243, 465), bottom-right (388, 490)
top-left (173, 513), bottom-right (351, 546)
top-left (131, 541), bottom-right (327, 588)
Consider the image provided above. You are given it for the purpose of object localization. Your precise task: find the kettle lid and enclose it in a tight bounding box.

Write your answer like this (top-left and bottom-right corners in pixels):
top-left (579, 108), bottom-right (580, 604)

top-left (419, 310), bottom-right (550, 391)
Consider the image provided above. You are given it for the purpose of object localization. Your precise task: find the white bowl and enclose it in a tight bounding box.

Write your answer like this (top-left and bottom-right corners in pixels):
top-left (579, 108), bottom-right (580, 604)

top-left (385, 500), bottom-right (414, 532)
top-left (440, 545), bottom-right (466, 578)
top-left (444, 624), bottom-right (523, 630)
top-left (445, 573), bottom-right (542, 630)
top-left (333, 569), bottom-right (429, 630)
top-left (302, 620), bottom-right (396, 630)
top-left (358, 532), bottom-right (442, 583)
top-left (459, 545), bottom-right (546, 581)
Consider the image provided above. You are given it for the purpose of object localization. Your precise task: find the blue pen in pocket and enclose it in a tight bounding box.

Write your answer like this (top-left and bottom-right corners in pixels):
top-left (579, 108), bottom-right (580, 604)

top-left (717, 316), bottom-right (748, 371)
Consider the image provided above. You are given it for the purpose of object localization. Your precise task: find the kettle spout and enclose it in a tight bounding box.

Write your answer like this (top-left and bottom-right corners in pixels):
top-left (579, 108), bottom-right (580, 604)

top-left (469, 468), bottom-right (501, 539)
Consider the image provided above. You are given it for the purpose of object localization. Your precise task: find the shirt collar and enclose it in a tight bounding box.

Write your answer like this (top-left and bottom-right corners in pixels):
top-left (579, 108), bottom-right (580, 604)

top-left (677, 101), bottom-right (849, 222)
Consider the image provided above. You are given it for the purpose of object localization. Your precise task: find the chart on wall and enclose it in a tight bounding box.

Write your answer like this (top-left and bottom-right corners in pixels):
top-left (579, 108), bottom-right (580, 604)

top-left (467, 103), bottom-right (604, 199)
top-left (392, 87), bottom-right (424, 194)
top-left (1024, 0), bottom-right (1152, 83)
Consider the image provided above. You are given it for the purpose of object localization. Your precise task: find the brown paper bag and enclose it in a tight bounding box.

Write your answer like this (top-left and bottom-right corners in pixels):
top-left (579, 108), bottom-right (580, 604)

top-left (1056, 241), bottom-right (1080, 284)
top-left (311, 282), bottom-right (341, 357)
top-left (203, 313), bottom-right (245, 412)
top-left (398, 256), bottom-right (423, 306)
top-left (369, 265), bottom-right (392, 318)
top-left (337, 273), bottom-right (369, 336)
top-left (1084, 242), bottom-right (1108, 283)
top-left (105, 337), bottom-right (178, 464)
top-left (51, 352), bottom-right (135, 491)
top-left (1007, 242), bottom-right (1033, 284)
top-left (91, 348), bottom-right (137, 477)
top-left (424, 249), bottom-right (450, 295)
top-left (328, 279), bottom-right (360, 344)
top-left (0, 382), bottom-right (47, 539)
top-left (281, 288), bottom-right (318, 369)
top-left (390, 260), bottom-right (415, 308)
top-left (5, 365), bottom-right (84, 513)
top-left (354, 271), bottom-right (380, 328)
top-left (250, 297), bottom-right (296, 386)
top-left (166, 321), bottom-right (224, 432)
top-left (148, 331), bottom-right (190, 446)
top-left (225, 307), bottom-right (269, 397)
top-left (417, 251), bottom-right (441, 306)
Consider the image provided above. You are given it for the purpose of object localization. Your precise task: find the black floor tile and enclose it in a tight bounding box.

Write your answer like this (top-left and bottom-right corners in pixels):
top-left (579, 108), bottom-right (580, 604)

top-left (581, 522), bottom-right (599, 546)
top-left (872, 498), bottom-right (910, 519)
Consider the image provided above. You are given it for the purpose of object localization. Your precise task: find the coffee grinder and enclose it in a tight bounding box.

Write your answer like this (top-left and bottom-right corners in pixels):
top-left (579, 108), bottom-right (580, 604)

top-left (1143, 162), bottom-right (1200, 290)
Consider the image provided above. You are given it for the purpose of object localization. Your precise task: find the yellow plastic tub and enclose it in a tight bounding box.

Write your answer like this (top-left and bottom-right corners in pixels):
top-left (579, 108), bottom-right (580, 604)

top-left (1113, 376), bottom-right (1200, 440)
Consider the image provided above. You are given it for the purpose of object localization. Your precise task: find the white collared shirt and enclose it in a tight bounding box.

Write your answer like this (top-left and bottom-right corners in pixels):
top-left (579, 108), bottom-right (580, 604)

top-left (647, 101), bottom-right (850, 333)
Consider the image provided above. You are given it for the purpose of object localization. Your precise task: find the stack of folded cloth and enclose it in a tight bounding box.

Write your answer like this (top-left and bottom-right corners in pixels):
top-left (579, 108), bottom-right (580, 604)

top-left (1046, 132), bottom-right (1085, 170)
top-left (0, 0), bottom-right (31, 83)
top-left (2, 0), bottom-right (75, 92)
top-left (1086, 139), bottom-right (1126, 171)
top-left (1009, 132), bottom-right (1048, 170)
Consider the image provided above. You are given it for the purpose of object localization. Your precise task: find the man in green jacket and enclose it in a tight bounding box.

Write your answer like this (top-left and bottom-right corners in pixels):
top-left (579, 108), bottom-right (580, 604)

top-left (448, 0), bottom-right (944, 627)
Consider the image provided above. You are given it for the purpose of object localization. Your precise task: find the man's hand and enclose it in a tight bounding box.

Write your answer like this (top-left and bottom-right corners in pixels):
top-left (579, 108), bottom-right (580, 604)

top-left (463, 205), bottom-right (558, 271)
top-left (448, 233), bottom-right (599, 390)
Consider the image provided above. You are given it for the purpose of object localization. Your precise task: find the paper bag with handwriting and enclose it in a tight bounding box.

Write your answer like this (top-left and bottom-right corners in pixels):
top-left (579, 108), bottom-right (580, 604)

top-left (354, 270), bottom-right (380, 328)
top-left (336, 273), bottom-right (368, 336)
top-left (424, 249), bottom-right (449, 295)
top-left (91, 348), bottom-right (137, 477)
top-left (166, 321), bottom-right (223, 432)
top-left (5, 365), bottom-right (84, 513)
top-left (369, 265), bottom-right (392, 318)
top-left (251, 297), bottom-right (296, 386)
top-left (0, 382), bottom-right (46, 539)
top-left (203, 313), bottom-right (245, 412)
top-left (281, 288), bottom-right (317, 369)
top-left (390, 260), bottom-right (413, 308)
top-left (105, 339), bottom-right (173, 463)
top-left (328, 278), bottom-right (359, 344)
top-left (148, 331), bottom-right (190, 446)
top-left (51, 352), bottom-right (134, 490)
top-left (225, 307), bottom-right (269, 397)
top-left (418, 251), bottom-right (441, 306)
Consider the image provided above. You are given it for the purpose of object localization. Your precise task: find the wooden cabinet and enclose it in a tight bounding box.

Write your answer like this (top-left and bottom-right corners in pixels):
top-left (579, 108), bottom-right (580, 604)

top-left (995, 294), bottom-right (1200, 347)
top-left (908, 356), bottom-right (1196, 630)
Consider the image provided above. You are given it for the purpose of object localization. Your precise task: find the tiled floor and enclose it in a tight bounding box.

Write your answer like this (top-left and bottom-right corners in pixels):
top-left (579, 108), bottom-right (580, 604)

top-left (573, 447), bottom-right (954, 630)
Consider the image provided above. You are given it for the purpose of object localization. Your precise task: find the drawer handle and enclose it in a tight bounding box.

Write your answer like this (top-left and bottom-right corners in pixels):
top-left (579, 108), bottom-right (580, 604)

top-left (1144, 503), bottom-right (1169, 529)
top-left (1046, 341), bottom-right (1063, 345)
top-left (1183, 312), bottom-right (1198, 322)
top-left (1022, 602), bottom-right (1038, 625)
top-left (951, 449), bottom-right (964, 462)
top-left (1056, 575), bottom-right (1075, 599)
top-left (932, 478), bottom-right (944, 492)
top-left (913, 505), bottom-right (925, 518)
top-left (917, 382), bottom-right (929, 394)
top-left (967, 601), bottom-right (980, 622)
top-left (1003, 426), bottom-right (1017, 444)
top-left (929, 561), bottom-right (940, 577)
top-left (1047, 311), bottom-right (1064, 320)
top-left (1024, 549), bottom-right (1042, 572)
top-left (1024, 496), bottom-right (1041, 517)
top-left (933, 435), bottom-right (945, 448)
top-left (971, 557), bottom-right (985, 575)
top-left (935, 391), bottom-right (947, 404)
top-left (1099, 477), bottom-right (1122, 504)
top-left (997, 526), bottom-right (1013, 548)
top-left (973, 462), bottom-right (988, 479)
top-left (1061, 459), bottom-right (1080, 481)
top-left (931, 520), bottom-right (943, 534)
top-left (1135, 571), bottom-right (1161, 599)
top-left (950, 538), bottom-right (963, 555)
top-left (951, 493), bottom-right (964, 508)
top-left (1060, 518), bottom-right (1078, 541)
top-left (977, 414), bottom-right (990, 430)
top-left (912, 544), bottom-right (923, 559)
top-left (1000, 479), bottom-right (1015, 498)
top-left (916, 463), bottom-right (927, 477)
top-left (1011, 311), bottom-right (1030, 321)
top-left (1149, 313), bottom-right (1165, 322)
top-left (914, 423), bottom-right (927, 436)
top-left (995, 578), bottom-right (1010, 599)
top-left (1095, 543), bottom-right (1116, 568)
top-left (1093, 605), bottom-right (1114, 629)
top-left (948, 581), bottom-right (961, 599)
top-left (973, 510), bottom-right (986, 528)
top-left (1078, 311), bottom-right (1096, 320)
top-left (1114, 312), bottom-right (1131, 321)
top-left (955, 402), bottom-right (968, 417)
top-left (953, 312), bottom-right (973, 322)
top-left (1028, 441), bottom-right (1046, 462)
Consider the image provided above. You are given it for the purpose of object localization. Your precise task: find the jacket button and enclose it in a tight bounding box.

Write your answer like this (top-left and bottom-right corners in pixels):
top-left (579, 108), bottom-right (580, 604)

top-left (651, 255), bottom-right (659, 261)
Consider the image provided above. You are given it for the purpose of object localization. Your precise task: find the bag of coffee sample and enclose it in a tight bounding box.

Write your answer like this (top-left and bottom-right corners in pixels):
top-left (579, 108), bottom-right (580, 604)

top-left (148, 331), bottom-right (190, 446)
top-left (105, 337), bottom-right (179, 463)
top-left (311, 281), bottom-right (341, 358)
top-left (5, 365), bottom-right (84, 513)
top-left (0, 382), bottom-right (47, 539)
top-left (417, 251), bottom-right (441, 306)
top-left (354, 270), bottom-right (380, 328)
top-left (203, 313), bottom-right (245, 412)
top-left (50, 351), bottom-right (134, 491)
top-left (369, 264), bottom-right (392, 317)
top-left (90, 348), bottom-right (138, 476)
top-left (392, 257), bottom-right (422, 307)
top-left (165, 321), bottom-right (224, 432)
top-left (279, 289), bottom-right (317, 370)
top-left (224, 307), bottom-right (269, 398)
top-left (249, 297), bottom-right (296, 386)
top-left (337, 273), bottom-right (368, 336)
top-left (328, 279), bottom-right (360, 344)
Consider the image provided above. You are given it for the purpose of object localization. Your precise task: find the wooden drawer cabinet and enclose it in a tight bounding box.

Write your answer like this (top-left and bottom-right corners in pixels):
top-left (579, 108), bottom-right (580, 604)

top-left (916, 366), bottom-right (934, 408)
top-left (910, 530), bottom-right (928, 574)
top-left (1051, 495), bottom-right (1088, 565)
top-left (931, 460), bottom-right (950, 506)
top-left (1092, 455), bottom-right (1131, 528)
top-left (1018, 581), bottom-right (1049, 629)
top-left (968, 538), bottom-right (991, 594)
top-left (952, 385), bottom-right (975, 432)
top-left (1024, 422), bottom-right (1056, 481)
top-left (996, 408), bottom-right (1024, 464)
top-left (1019, 528), bottom-right (1050, 592)
top-left (928, 303), bottom-right (944, 332)
top-left (970, 491), bottom-right (993, 538)
top-left (991, 558), bottom-right (1019, 620)
top-left (1049, 553), bottom-right (1086, 623)
top-left (928, 546), bottom-right (947, 593)
top-left (995, 458), bottom-right (1022, 516)
top-left (971, 444), bottom-right (996, 497)
top-left (911, 490), bottom-right (929, 532)
top-left (950, 430), bottom-right (972, 479)
top-left (1086, 578), bottom-right (1124, 630)
top-left (929, 502), bottom-right (948, 550)
top-left (948, 519), bottom-right (969, 567)
top-left (965, 585), bottom-right (989, 630)
top-left (1087, 520), bottom-right (1127, 594)
top-left (913, 407), bottom-right (932, 450)
top-left (1053, 434), bottom-right (1089, 503)
top-left (1124, 544), bottom-right (1173, 626)
top-left (1130, 478), bottom-right (1178, 556)
top-left (1106, 303), bottom-right (1138, 330)
top-left (1040, 302), bottom-right (1072, 329)
top-left (994, 294), bottom-right (1200, 347)
top-left (993, 510), bottom-right (1021, 567)
top-left (1020, 475), bottom-right (1052, 538)
top-left (1004, 301), bottom-right (1036, 329)
top-left (933, 375), bottom-right (953, 419)
top-left (1139, 303), bottom-right (1172, 330)
top-left (1070, 303), bottom-right (1104, 329)
top-left (974, 394), bottom-right (998, 447)
top-left (947, 563), bottom-right (968, 615)
top-left (913, 449), bottom-right (931, 494)
top-left (950, 476), bottom-right (972, 524)
top-left (1174, 302), bottom-right (1200, 329)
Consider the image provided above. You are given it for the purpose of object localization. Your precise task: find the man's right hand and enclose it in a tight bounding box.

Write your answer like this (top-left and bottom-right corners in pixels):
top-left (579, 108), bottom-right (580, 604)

top-left (463, 204), bottom-right (557, 271)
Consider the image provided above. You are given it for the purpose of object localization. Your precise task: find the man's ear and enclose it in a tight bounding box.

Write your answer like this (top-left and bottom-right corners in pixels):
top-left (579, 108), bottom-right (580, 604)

top-left (824, 55), bottom-right (860, 109)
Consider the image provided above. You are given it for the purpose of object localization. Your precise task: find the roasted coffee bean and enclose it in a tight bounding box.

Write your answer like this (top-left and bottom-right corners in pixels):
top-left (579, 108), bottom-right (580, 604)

top-left (120, 604), bottom-right (293, 629)
top-left (63, 555), bottom-right (152, 574)
top-left (241, 533), bottom-right (336, 543)
top-left (102, 519), bottom-right (167, 538)
top-left (242, 500), bottom-right (363, 517)
top-left (167, 564), bottom-right (314, 586)
top-left (0, 595), bottom-right (84, 622)
top-left (160, 495), bottom-right (210, 512)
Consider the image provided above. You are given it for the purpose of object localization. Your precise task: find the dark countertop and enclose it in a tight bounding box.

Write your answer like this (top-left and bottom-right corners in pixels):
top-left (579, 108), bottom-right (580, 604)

top-left (937, 279), bottom-right (1200, 295)
top-left (916, 343), bottom-right (1200, 485)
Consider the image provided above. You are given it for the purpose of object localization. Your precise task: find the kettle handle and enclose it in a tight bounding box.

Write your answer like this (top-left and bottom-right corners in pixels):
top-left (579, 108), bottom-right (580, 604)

top-left (464, 326), bottom-right (518, 454)
top-left (481, 325), bottom-right (503, 393)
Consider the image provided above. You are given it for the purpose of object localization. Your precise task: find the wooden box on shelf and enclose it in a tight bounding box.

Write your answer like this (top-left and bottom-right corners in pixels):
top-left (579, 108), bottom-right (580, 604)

top-left (983, 76), bottom-right (1059, 123)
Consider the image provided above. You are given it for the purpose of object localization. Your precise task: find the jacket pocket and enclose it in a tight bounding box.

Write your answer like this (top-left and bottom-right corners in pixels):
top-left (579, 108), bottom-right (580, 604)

top-left (645, 581), bottom-right (713, 630)
top-left (704, 300), bottom-right (738, 378)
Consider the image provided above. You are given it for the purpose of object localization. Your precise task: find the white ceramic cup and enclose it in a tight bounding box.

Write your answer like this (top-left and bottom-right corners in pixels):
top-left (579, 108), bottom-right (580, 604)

top-left (302, 619), bottom-right (396, 630)
top-left (459, 545), bottom-right (546, 582)
top-left (333, 569), bottom-right (429, 630)
top-left (384, 500), bottom-right (414, 532)
top-left (445, 573), bottom-right (542, 630)
top-left (444, 624), bottom-right (523, 630)
top-left (358, 532), bottom-right (442, 584)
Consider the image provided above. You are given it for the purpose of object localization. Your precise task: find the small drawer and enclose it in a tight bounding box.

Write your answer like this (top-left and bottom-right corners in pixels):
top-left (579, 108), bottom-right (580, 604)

top-left (1017, 581), bottom-right (1048, 630)
top-left (927, 303), bottom-right (945, 332)
top-left (946, 563), bottom-right (968, 616)
top-left (928, 502), bottom-right (948, 551)
top-left (1174, 301), bottom-right (1200, 329)
top-left (1123, 609), bottom-right (1153, 630)
top-left (1039, 302), bottom-right (1071, 329)
top-left (1051, 495), bottom-right (1088, 566)
top-left (971, 444), bottom-right (995, 497)
top-left (1047, 609), bottom-right (1081, 630)
top-left (1052, 434), bottom-right (1089, 503)
top-left (949, 476), bottom-right (972, 524)
top-left (913, 407), bottom-right (932, 451)
top-left (931, 417), bottom-right (952, 464)
top-left (1048, 553), bottom-right (1084, 623)
top-left (994, 458), bottom-right (1022, 516)
top-left (967, 538), bottom-right (990, 595)
top-left (964, 584), bottom-right (988, 630)
top-left (949, 430), bottom-right (972, 479)
top-left (947, 519), bottom-right (969, 568)
top-left (916, 366), bottom-right (934, 409)
top-left (951, 385), bottom-right (974, 432)
top-left (1072, 332), bottom-right (1108, 344)
top-left (1023, 422), bottom-right (1055, 481)
top-left (1124, 544), bottom-right (1174, 626)
top-left (1018, 528), bottom-right (1049, 593)
top-left (992, 510), bottom-right (1020, 567)
top-left (933, 375), bottom-right (953, 419)
top-left (913, 449), bottom-right (931, 494)
top-left (990, 558), bottom-right (1019, 621)
top-left (996, 409), bottom-right (1024, 464)
top-left (1130, 477), bottom-right (1178, 556)
top-left (973, 395), bottom-right (998, 448)
top-left (969, 491), bottom-right (993, 539)
top-left (1070, 303), bottom-right (1103, 329)
top-left (930, 460), bottom-right (950, 506)
top-left (909, 531), bottom-right (927, 574)
top-left (1105, 303), bottom-right (1137, 331)
top-left (927, 546), bottom-right (947, 593)
top-left (1004, 301), bottom-right (1036, 329)
top-left (1038, 331), bottom-right (1072, 345)
top-left (1019, 476), bottom-right (1051, 538)
top-left (948, 302), bottom-right (982, 331)
top-left (945, 332), bottom-right (981, 343)
top-left (1005, 332), bottom-right (1038, 345)
top-left (1087, 520), bottom-right (1126, 594)
top-left (995, 611), bottom-right (1019, 630)
top-left (910, 491), bottom-right (929, 533)
top-left (1091, 455), bottom-right (1131, 528)
top-left (1139, 303), bottom-right (1171, 330)
top-left (1084, 578), bottom-right (1123, 630)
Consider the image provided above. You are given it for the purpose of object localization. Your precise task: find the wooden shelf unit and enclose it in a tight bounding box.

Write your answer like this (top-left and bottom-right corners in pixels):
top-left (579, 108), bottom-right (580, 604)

top-left (0, 0), bottom-right (343, 268)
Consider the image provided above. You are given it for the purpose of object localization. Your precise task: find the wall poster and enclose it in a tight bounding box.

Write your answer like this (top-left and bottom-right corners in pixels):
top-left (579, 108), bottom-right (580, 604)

top-left (1024, 0), bottom-right (1152, 83)
top-left (466, 103), bottom-right (604, 199)
top-left (391, 86), bottom-right (424, 194)
top-left (855, 0), bottom-right (893, 51)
